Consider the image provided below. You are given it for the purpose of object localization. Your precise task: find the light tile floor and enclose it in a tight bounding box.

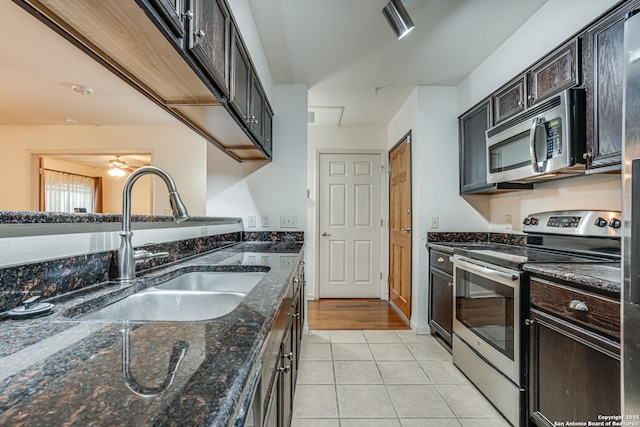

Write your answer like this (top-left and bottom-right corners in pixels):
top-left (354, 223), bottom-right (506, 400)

top-left (291, 330), bottom-right (511, 427)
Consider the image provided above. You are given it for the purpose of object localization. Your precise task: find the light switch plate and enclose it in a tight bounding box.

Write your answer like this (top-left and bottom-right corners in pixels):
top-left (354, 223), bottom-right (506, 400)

top-left (261, 214), bottom-right (269, 227)
top-left (247, 215), bottom-right (256, 228)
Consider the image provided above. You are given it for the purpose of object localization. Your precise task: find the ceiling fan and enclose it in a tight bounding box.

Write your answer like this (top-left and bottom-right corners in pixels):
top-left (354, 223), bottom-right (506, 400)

top-left (106, 156), bottom-right (139, 177)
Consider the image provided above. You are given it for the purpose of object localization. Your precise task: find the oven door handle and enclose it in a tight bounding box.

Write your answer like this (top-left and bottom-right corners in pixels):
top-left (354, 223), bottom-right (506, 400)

top-left (453, 257), bottom-right (519, 282)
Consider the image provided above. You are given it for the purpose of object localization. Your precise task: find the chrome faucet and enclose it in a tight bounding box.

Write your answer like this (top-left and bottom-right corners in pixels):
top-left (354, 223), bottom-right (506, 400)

top-left (117, 166), bottom-right (189, 281)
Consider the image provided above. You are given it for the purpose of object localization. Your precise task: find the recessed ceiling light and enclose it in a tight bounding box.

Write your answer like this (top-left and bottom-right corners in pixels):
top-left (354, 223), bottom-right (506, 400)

top-left (71, 85), bottom-right (94, 96)
top-left (65, 117), bottom-right (78, 124)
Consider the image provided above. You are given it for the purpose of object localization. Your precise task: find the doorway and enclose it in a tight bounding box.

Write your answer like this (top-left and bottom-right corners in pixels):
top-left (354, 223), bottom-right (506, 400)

top-left (389, 132), bottom-right (412, 320)
top-left (317, 152), bottom-right (384, 298)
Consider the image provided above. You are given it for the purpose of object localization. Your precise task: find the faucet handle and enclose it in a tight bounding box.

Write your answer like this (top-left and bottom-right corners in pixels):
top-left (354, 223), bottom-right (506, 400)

top-left (133, 249), bottom-right (170, 265)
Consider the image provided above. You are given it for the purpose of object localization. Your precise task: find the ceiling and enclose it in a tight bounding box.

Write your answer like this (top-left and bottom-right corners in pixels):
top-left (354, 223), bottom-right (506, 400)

top-left (248, 0), bottom-right (548, 126)
top-left (0, 0), bottom-right (547, 128)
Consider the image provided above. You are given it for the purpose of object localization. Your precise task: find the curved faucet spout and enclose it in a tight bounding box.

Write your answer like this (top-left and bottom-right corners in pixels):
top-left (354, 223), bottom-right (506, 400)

top-left (117, 166), bottom-right (190, 281)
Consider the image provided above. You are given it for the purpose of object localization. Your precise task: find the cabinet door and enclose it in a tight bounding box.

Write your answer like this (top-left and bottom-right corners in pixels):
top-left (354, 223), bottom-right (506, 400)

top-left (459, 98), bottom-right (493, 194)
top-left (263, 374), bottom-right (279, 427)
top-left (583, 2), bottom-right (639, 171)
top-left (428, 268), bottom-right (453, 346)
top-left (187, 0), bottom-right (230, 96)
top-left (493, 76), bottom-right (526, 123)
top-left (151, 0), bottom-right (185, 38)
top-left (528, 39), bottom-right (580, 106)
top-left (263, 106), bottom-right (273, 157)
top-left (279, 322), bottom-right (294, 427)
top-left (230, 24), bottom-right (250, 123)
top-left (529, 308), bottom-right (620, 427)
top-left (249, 76), bottom-right (265, 142)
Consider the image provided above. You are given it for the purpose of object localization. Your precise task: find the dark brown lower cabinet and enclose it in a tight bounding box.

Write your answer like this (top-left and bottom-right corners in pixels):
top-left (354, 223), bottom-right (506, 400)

top-left (262, 263), bottom-right (305, 427)
top-left (529, 278), bottom-right (620, 427)
top-left (428, 250), bottom-right (453, 347)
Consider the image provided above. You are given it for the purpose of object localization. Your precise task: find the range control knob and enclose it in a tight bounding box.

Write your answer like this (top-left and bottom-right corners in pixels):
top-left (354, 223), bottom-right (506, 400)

top-left (594, 217), bottom-right (608, 227)
top-left (609, 218), bottom-right (621, 229)
top-left (523, 218), bottom-right (531, 225)
top-left (530, 217), bottom-right (539, 226)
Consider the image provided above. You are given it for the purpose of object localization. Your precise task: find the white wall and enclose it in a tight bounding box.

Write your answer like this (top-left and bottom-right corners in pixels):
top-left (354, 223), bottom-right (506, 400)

top-left (0, 125), bottom-right (207, 215)
top-left (387, 86), bottom-right (490, 333)
top-left (206, 84), bottom-right (308, 231)
top-left (457, 0), bottom-right (622, 230)
top-left (306, 126), bottom-right (387, 299)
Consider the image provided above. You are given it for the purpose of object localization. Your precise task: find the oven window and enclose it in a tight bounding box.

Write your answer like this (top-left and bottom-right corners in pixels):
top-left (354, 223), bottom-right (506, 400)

top-left (455, 269), bottom-right (515, 360)
top-left (489, 130), bottom-right (532, 173)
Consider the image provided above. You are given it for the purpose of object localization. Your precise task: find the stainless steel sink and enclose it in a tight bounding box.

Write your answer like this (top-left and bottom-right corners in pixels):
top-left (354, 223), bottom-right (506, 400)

top-left (81, 271), bottom-right (266, 321)
top-left (82, 290), bottom-right (247, 321)
top-left (150, 271), bottom-right (266, 293)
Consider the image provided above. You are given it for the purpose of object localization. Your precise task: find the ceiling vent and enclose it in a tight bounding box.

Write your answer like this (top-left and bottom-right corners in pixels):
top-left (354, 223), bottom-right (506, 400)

top-left (308, 106), bottom-right (344, 127)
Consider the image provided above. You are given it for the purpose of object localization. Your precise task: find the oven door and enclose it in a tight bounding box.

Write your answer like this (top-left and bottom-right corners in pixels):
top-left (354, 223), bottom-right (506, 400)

top-left (452, 255), bottom-right (521, 385)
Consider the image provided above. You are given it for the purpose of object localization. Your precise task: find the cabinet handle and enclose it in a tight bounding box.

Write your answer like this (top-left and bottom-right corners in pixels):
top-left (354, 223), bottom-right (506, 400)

top-left (184, 10), bottom-right (193, 20)
top-left (282, 352), bottom-right (293, 360)
top-left (254, 119), bottom-right (259, 124)
top-left (293, 312), bottom-right (301, 318)
top-left (266, 138), bottom-right (270, 143)
top-left (196, 30), bottom-right (205, 38)
top-left (437, 257), bottom-right (444, 263)
top-left (524, 318), bottom-right (535, 326)
top-left (400, 227), bottom-right (411, 233)
top-left (321, 232), bottom-right (331, 237)
top-left (448, 282), bottom-right (453, 287)
top-left (583, 152), bottom-right (593, 160)
top-left (278, 365), bottom-right (291, 373)
top-left (568, 300), bottom-right (588, 312)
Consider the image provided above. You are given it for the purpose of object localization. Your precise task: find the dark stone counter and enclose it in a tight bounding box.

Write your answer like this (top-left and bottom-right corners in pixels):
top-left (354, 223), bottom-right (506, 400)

top-left (0, 241), bottom-right (304, 427)
top-left (523, 262), bottom-right (621, 294)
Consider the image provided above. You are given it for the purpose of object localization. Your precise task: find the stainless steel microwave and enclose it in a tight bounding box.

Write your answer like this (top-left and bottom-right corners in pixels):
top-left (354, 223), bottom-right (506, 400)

top-left (486, 89), bottom-right (587, 184)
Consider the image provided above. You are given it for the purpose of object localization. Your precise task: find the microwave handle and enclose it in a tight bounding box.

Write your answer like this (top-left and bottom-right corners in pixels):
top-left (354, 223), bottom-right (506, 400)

top-left (529, 118), bottom-right (545, 173)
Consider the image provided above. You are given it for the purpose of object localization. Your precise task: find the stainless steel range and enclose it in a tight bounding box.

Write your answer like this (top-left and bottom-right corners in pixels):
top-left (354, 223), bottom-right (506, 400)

top-left (451, 210), bottom-right (621, 427)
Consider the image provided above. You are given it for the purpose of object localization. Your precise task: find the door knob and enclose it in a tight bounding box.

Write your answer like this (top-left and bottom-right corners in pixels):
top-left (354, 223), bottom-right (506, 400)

top-left (400, 228), bottom-right (411, 233)
top-left (321, 232), bottom-right (331, 236)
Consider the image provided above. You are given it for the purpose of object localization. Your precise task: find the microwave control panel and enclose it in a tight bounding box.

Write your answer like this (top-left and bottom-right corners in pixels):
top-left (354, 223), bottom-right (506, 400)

top-left (544, 118), bottom-right (562, 158)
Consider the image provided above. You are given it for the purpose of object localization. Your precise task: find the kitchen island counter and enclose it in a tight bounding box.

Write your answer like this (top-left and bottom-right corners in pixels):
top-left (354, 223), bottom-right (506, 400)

top-left (0, 241), bottom-right (304, 427)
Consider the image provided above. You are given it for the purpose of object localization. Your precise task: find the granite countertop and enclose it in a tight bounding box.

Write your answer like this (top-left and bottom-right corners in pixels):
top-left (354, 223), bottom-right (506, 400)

top-left (427, 241), bottom-right (621, 295)
top-left (523, 262), bottom-right (621, 294)
top-left (0, 241), bottom-right (304, 426)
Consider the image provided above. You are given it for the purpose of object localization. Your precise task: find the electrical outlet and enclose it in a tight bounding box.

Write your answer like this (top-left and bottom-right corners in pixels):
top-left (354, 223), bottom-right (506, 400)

top-left (505, 214), bottom-right (512, 230)
top-left (261, 214), bottom-right (269, 228)
top-left (247, 215), bottom-right (256, 228)
top-left (280, 256), bottom-right (297, 268)
top-left (280, 215), bottom-right (298, 228)
top-left (430, 215), bottom-right (439, 229)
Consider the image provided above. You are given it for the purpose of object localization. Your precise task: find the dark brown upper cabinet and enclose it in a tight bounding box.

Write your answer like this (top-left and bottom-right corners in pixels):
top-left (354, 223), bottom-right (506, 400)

top-left (151, 0), bottom-right (185, 39)
top-left (17, 0), bottom-right (272, 162)
top-left (249, 77), bottom-right (265, 142)
top-left (528, 39), bottom-right (580, 106)
top-left (583, 0), bottom-right (640, 172)
top-left (187, 0), bottom-right (230, 98)
top-left (493, 75), bottom-right (527, 124)
top-left (459, 98), bottom-right (492, 194)
top-left (230, 23), bottom-right (251, 124)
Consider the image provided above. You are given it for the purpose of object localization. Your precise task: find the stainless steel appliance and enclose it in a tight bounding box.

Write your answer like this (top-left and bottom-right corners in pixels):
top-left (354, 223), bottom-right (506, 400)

top-left (486, 89), bottom-right (587, 184)
top-left (452, 210), bottom-right (621, 427)
top-left (623, 9), bottom-right (640, 418)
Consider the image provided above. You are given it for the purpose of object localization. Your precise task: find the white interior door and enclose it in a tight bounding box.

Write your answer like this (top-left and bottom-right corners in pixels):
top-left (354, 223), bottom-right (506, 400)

top-left (318, 153), bottom-right (382, 298)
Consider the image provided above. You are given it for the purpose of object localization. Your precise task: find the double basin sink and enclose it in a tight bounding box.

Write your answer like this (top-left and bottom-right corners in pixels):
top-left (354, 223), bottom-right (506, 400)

top-left (81, 271), bottom-right (266, 322)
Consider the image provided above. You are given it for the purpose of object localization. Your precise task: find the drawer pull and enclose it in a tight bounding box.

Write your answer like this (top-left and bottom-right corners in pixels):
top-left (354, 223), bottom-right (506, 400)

top-left (568, 300), bottom-right (588, 312)
top-left (437, 257), bottom-right (444, 263)
top-left (448, 282), bottom-right (453, 287)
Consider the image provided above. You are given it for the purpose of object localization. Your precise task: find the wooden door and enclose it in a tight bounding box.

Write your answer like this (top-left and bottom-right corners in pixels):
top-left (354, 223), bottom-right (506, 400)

top-left (389, 135), bottom-right (412, 320)
top-left (318, 153), bottom-right (383, 298)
